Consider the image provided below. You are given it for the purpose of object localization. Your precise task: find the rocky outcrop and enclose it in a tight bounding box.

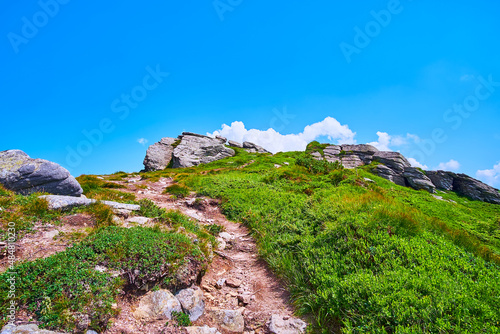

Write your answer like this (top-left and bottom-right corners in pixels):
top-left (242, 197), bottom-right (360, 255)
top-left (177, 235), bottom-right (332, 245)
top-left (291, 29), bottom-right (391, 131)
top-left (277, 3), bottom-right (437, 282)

top-left (143, 137), bottom-right (176, 172)
top-left (173, 133), bottom-right (235, 168)
top-left (403, 168), bottom-right (436, 193)
top-left (427, 171), bottom-right (500, 204)
top-left (0, 150), bottom-right (82, 196)
top-left (243, 141), bottom-right (271, 154)
top-left (228, 140), bottom-right (243, 148)
top-left (309, 144), bottom-right (500, 204)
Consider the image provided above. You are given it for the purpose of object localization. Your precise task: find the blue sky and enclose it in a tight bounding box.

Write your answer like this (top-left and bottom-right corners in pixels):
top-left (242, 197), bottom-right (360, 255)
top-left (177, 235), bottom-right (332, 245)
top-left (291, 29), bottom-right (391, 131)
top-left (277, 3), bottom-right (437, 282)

top-left (1, 0), bottom-right (499, 186)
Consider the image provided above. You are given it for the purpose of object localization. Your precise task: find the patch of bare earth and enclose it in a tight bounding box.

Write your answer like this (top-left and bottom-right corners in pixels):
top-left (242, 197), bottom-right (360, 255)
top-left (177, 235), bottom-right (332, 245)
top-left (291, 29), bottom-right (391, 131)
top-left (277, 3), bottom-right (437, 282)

top-left (0, 213), bottom-right (94, 273)
top-left (104, 177), bottom-right (300, 334)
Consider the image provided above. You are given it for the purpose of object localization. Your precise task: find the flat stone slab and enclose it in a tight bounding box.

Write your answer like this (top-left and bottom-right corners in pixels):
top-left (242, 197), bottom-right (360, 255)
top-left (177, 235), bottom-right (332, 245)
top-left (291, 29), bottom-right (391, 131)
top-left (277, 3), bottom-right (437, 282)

top-left (39, 195), bottom-right (140, 211)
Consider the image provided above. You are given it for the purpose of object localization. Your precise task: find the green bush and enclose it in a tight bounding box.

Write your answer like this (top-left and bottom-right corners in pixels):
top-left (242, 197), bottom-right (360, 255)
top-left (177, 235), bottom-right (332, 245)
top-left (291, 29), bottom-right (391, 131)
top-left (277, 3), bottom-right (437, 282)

top-left (163, 184), bottom-right (190, 198)
top-left (172, 311), bottom-right (191, 326)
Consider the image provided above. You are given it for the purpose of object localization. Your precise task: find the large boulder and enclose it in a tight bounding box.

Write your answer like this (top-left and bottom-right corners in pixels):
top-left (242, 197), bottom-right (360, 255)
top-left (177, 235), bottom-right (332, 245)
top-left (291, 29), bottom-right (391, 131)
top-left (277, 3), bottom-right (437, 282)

top-left (372, 164), bottom-right (406, 187)
top-left (175, 287), bottom-right (205, 321)
top-left (426, 171), bottom-right (454, 191)
top-left (133, 289), bottom-right (182, 320)
top-left (243, 141), bottom-right (271, 154)
top-left (403, 167), bottom-right (436, 193)
top-left (207, 308), bottom-right (245, 333)
top-left (452, 173), bottom-right (500, 204)
top-left (0, 150), bottom-right (82, 196)
top-left (173, 133), bottom-right (235, 168)
top-left (143, 137), bottom-right (176, 172)
top-left (373, 152), bottom-right (411, 174)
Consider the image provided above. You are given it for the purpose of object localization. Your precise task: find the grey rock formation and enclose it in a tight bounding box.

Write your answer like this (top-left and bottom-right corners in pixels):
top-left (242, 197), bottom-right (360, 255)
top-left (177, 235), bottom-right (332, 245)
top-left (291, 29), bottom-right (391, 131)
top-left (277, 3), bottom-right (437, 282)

top-left (321, 144), bottom-right (378, 167)
top-left (228, 140), bottom-right (243, 148)
top-left (39, 195), bottom-right (141, 211)
top-left (426, 171), bottom-right (454, 191)
top-left (133, 289), bottom-right (182, 320)
top-left (403, 167), bottom-right (436, 193)
top-left (173, 133), bottom-right (236, 168)
top-left (0, 324), bottom-right (63, 334)
top-left (0, 150), bottom-right (82, 196)
top-left (243, 141), bottom-right (271, 154)
top-left (268, 314), bottom-right (307, 334)
top-left (207, 308), bottom-right (245, 333)
top-left (143, 137), bottom-right (176, 172)
top-left (452, 173), bottom-right (500, 204)
top-left (175, 287), bottom-right (205, 321)
top-left (372, 165), bottom-right (406, 187)
top-left (372, 151), bottom-right (411, 174)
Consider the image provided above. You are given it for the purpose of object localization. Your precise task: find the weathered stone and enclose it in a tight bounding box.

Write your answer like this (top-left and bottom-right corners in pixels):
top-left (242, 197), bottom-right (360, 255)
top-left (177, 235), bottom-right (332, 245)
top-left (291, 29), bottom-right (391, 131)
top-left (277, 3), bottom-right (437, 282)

top-left (126, 216), bottom-right (151, 225)
top-left (268, 314), bottom-right (307, 334)
top-left (452, 173), bottom-right (500, 204)
top-left (339, 154), bottom-right (364, 169)
top-left (208, 308), bottom-right (245, 333)
top-left (40, 195), bottom-right (141, 212)
top-left (185, 326), bottom-right (222, 334)
top-left (216, 135), bottom-right (227, 143)
top-left (175, 287), bottom-right (205, 321)
top-left (143, 137), bottom-right (176, 172)
top-left (373, 151), bottom-right (411, 174)
top-left (133, 289), bottom-right (182, 320)
top-left (173, 133), bottom-right (236, 168)
top-left (228, 140), bottom-right (243, 148)
top-left (426, 170), bottom-right (454, 191)
top-left (0, 150), bottom-right (82, 196)
top-left (323, 145), bottom-right (341, 157)
top-left (403, 167), bottom-right (436, 193)
top-left (371, 165), bottom-right (406, 187)
top-left (0, 324), bottom-right (63, 334)
top-left (242, 142), bottom-right (271, 154)
top-left (342, 144), bottom-right (379, 156)
top-left (226, 278), bottom-right (242, 288)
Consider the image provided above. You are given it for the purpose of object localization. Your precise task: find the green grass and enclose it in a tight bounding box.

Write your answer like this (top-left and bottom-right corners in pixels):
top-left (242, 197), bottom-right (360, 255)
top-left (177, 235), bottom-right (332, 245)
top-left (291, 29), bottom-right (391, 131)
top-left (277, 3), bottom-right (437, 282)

top-left (76, 175), bottom-right (135, 202)
top-left (140, 148), bottom-right (500, 333)
top-left (163, 184), bottom-right (190, 198)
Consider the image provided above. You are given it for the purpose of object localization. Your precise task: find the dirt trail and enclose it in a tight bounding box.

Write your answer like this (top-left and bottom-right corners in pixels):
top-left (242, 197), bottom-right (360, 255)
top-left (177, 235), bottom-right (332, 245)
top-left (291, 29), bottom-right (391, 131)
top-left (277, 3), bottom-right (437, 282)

top-left (105, 177), bottom-right (299, 333)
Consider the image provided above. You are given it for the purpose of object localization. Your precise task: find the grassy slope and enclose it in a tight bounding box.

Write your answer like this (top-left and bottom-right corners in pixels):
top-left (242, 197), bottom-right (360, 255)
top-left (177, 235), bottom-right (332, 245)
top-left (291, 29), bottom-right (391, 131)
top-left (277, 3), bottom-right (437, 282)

top-left (143, 148), bottom-right (500, 333)
top-left (0, 181), bottom-right (215, 332)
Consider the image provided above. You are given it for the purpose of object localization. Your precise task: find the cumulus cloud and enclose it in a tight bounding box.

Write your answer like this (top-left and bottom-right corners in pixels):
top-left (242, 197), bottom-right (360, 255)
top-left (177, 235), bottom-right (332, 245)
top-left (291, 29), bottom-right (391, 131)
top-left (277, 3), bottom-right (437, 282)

top-left (436, 159), bottom-right (461, 171)
top-left (137, 138), bottom-right (148, 145)
top-left (368, 132), bottom-right (420, 151)
top-left (408, 158), bottom-right (428, 170)
top-left (208, 117), bottom-right (356, 153)
top-left (476, 162), bottom-right (500, 187)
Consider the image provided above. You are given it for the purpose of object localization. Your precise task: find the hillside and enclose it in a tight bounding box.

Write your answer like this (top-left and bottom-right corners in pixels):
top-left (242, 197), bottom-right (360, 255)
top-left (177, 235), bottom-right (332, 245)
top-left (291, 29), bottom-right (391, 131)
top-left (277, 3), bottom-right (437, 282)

top-left (1, 145), bottom-right (500, 333)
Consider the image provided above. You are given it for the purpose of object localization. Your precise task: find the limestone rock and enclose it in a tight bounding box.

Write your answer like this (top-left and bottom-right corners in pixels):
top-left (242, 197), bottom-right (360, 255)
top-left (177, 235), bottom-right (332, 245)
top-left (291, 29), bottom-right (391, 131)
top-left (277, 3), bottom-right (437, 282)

top-left (207, 308), bottom-right (245, 333)
top-left (173, 133), bottom-right (236, 168)
top-left (0, 324), bottom-right (63, 334)
top-left (133, 289), bottom-right (182, 320)
top-left (185, 326), bottom-right (221, 334)
top-left (143, 137), bottom-right (176, 172)
top-left (268, 314), bottom-right (307, 334)
top-left (0, 150), bottom-right (82, 196)
top-left (403, 167), bottom-right (436, 193)
top-left (228, 140), bottom-right (243, 148)
top-left (242, 142), bottom-right (270, 154)
top-left (39, 195), bottom-right (141, 212)
top-left (426, 170), bottom-right (454, 191)
top-left (175, 287), bottom-right (205, 321)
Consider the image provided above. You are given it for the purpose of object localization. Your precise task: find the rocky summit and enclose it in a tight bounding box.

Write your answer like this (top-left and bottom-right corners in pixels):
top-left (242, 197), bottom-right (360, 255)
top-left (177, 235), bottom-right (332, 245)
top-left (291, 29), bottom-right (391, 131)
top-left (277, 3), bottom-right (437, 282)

top-left (309, 143), bottom-right (500, 204)
top-left (143, 132), bottom-right (270, 171)
top-left (0, 150), bottom-right (82, 196)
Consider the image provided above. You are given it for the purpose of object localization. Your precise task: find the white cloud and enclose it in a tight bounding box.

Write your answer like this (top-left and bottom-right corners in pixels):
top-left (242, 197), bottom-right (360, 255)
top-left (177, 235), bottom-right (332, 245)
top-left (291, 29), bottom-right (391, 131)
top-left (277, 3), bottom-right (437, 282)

top-left (476, 162), bottom-right (500, 187)
top-left (408, 158), bottom-right (428, 170)
top-left (368, 132), bottom-right (421, 151)
top-left (208, 117), bottom-right (356, 153)
top-left (436, 159), bottom-right (461, 171)
top-left (137, 138), bottom-right (148, 145)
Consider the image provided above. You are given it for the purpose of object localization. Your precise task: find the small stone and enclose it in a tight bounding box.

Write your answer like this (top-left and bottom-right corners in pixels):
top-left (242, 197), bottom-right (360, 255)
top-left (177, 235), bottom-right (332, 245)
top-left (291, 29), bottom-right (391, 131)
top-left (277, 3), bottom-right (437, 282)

top-left (126, 216), bottom-right (151, 225)
top-left (216, 237), bottom-right (226, 250)
top-left (185, 325), bottom-right (222, 334)
top-left (219, 232), bottom-right (234, 242)
top-left (268, 314), bottom-right (307, 334)
top-left (226, 278), bottom-right (242, 288)
top-left (237, 294), bottom-right (251, 305)
top-left (208, 308), bottom-right (245, 333)
top-left (202, 284), bottom-right (215, 292)
top-left (216, 278), bottom-right (226, 289)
